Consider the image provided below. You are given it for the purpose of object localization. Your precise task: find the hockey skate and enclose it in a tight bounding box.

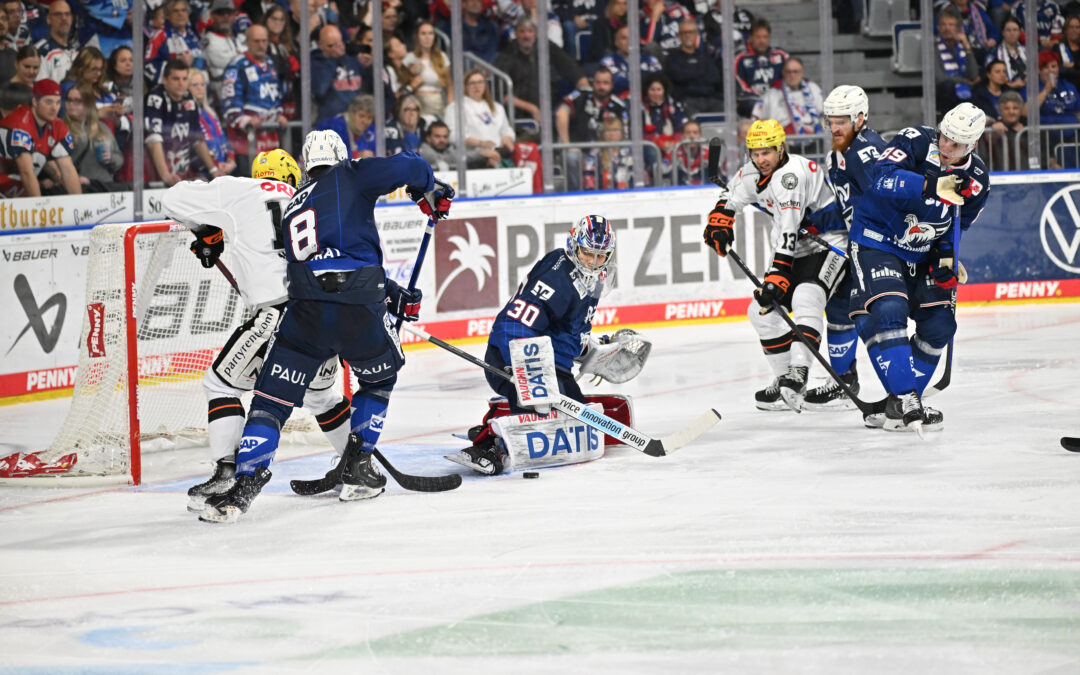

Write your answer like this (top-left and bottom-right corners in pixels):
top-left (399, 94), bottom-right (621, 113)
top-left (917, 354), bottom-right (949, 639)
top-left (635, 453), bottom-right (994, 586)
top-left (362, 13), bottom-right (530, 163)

top-left (801, 364), bottom-right (859, 411)
top-left (777, 365), bottom-right (808, 412)
top-left (444, 439), bottom-right (507, 476)
top-left (186, 455), bottom-right (236, 513)
top-left (755, 377), bottom-right (789, 411)
top-left (883, 391), bottom-right (925, 434)
top-left (864, 396), bottom-right (943, 433)
top-left (339, 445), bottom-right (387, 501)
top-left (199, 467), bottom-right (272, 523)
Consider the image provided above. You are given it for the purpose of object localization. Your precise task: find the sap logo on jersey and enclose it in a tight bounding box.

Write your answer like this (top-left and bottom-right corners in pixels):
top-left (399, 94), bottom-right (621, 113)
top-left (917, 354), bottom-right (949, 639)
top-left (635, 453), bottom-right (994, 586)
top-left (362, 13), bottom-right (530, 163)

top-left (526, 424), bottom-right (602, 459)
top-left (270, 364), bottom-right (308, 385)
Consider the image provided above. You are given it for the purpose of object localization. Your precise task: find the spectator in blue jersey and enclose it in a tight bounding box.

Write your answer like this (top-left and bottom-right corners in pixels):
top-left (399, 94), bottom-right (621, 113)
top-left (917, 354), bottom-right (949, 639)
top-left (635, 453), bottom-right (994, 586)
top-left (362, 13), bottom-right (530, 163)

top-left (733, 18), bottom-right (788, 118)
top-left (640, 0), bottom-right (691, 56)
top-left (2, 0), bottom-right (31, 50)
top-left (144, 0), bottom-right (205, 84)
top-left (221, 24), bottom-right (286, 169)
top-left (35, 1), bottom-right (78, 83)
top-left (641, 72), bottom-right (686, 175)
top-left (555, 0), bottom-right (602, 61)
top-left (972, 59), bottom-right (1016, 121)
top-left (935, 6), bottom-right (979, 115)
top-left (312, 24), bottom-right (364, 125)
top-left (145, 60), bottom-right (220, 185)
top-left (1013, 0), bottom-right (1065, 49)
top-left (556, 67), bottom-right (627, 190)
top-left (1037, 49), bottom-right (1080, 122)
top-left (394, 94), bottom-right (424, 151)
top-left (600, 24), bottom-right (663, 100)
top-left (189, 68), bottom-right (236, 178)
top-left (704, 0), bottom-right (755, 52)
top-left (985, 17), bottom-right (1027, 89)
top-left (318, 93), bottom-right (408, 158)
top-left (948, 0), bottom-right (999, 65)
top-left (199, 130), bottom-right (452, 521)
top-left (583, 114), bottom-right (643, 189)
top-left (664, 18), bottom-right (723, 117)
top-left (74, 0), bottom-right (132, 59)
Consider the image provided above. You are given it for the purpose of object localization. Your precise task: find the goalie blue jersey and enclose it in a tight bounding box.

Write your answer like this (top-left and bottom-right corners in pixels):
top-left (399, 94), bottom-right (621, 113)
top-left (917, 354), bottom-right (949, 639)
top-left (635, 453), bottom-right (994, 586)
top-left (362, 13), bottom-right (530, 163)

top-left (826, 128), bottom-right (886, 228)
top-left (849, 125), bottom-right (989, 263)
top-left (282, 152), bottom-right (433, 274)
top-left (489, 249), bottom-right (602, 372)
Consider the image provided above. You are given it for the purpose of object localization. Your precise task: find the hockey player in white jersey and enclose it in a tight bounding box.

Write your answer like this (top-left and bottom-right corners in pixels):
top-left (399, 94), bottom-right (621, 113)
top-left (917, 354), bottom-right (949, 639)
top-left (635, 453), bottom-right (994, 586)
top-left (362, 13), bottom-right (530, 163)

top-left (162, 149), bottom-right (352, 511)
top-left (702, 119), bottom-right (847, 411)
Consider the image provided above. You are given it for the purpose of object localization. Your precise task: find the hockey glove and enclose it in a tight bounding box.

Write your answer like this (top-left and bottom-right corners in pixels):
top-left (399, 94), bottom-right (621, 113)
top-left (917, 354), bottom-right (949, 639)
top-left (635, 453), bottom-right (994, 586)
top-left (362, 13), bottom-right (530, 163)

top-left (190, 227), bottom-right (224, 269)
top-left (385, 279), bottom-right (422, 322)
top-left (753, 268), bottom-right (792, 314)
top-left (925, 173), bottom-right (969, 206)
top-left (407, 178), bottom-right (455, 221)
top-left (928, 240), bottom-right (958, 289)
top-left (703, 200), bottom-right (735, 257)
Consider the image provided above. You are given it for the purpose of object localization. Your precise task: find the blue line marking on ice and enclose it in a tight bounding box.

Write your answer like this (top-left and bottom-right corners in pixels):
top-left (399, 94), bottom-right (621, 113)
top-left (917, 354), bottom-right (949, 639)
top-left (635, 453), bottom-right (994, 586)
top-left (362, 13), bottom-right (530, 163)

top-left (78, 625), bottom-right (199, 650)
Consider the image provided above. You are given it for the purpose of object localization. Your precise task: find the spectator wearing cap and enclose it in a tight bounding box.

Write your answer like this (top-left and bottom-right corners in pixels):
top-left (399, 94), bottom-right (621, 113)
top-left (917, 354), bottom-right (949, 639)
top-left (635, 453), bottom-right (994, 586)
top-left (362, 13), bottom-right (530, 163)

top-left (935, 5), bottom-right (979, 115)
top-left (35, 1), bottom-right (79, 83)
top-left (599, 24), bottom-right (662, 100)
top-left (202, 0), bottom-right (246, 99)
top-left (221, 24), bottom-right (285, 169)
top-left (145, 0), bottom-right (206, 84)
top-left (751, 56), bottom-right (824, 135)
top-left (733, 18), bottom-right (788, 118)
top-left (145, 60), bottom-right (219, 185)
top-left (664, 18), bottom-right (723, 117)
top-left (0, 78), bottom-right (81, 196)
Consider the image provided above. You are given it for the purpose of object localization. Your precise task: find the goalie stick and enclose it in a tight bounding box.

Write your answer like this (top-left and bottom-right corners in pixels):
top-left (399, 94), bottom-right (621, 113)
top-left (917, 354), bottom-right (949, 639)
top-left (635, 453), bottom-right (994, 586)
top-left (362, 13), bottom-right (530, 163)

top-left (1061, 437), bottom-right (1080, 453)
top-left (705, 140), bottom-right (885, 416)
top-left (401, 324), bottom-right (721, 457)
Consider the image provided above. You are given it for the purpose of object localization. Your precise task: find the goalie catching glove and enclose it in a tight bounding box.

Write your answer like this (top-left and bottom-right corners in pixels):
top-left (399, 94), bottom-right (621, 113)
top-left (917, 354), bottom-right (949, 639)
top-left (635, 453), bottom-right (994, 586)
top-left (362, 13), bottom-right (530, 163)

top-left (408, 178), bottom-right (455, 221)
top-left (385, 279), bottom-right (422, 322)
top-left (577, 329), bottom-right (653, 384)
top-left (190, 226), bottom-right (224, 269)
top-left (703, 198), bottom-right (735, 257)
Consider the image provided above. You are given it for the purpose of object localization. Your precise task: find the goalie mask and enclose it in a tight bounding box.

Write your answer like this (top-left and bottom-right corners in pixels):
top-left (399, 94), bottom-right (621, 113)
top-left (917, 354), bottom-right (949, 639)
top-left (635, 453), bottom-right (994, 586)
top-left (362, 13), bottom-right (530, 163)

top-left (565, 215), bottom-right (615, 289)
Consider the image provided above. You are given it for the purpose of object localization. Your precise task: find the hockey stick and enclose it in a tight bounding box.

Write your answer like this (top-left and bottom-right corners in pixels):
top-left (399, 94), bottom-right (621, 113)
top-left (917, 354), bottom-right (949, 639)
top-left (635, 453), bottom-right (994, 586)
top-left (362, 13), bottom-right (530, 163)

top-left (401, 324), bottom-right (721, 457)
top-left (290, 447), bottom-right (462, 495)
top-left (1062, 437), bottom-right (1080, 453)
top-left (726, 248), bottom-right (887, 417)
top-left (395, 217), bottom-right (436, 330)
top-left (924, 204), bottom-right (961, 397)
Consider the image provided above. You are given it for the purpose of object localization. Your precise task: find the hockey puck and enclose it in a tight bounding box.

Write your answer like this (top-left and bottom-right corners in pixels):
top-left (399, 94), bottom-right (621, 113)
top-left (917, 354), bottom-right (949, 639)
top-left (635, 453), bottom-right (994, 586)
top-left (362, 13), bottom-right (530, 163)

top-left (523, 471), bottom-right (540, 479)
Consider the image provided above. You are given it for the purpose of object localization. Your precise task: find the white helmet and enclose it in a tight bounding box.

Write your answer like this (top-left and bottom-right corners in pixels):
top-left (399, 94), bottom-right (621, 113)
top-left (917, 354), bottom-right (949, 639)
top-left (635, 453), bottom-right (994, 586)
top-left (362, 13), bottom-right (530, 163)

top-left (823, 85), bottom-right (869, 125)
top-left (301, 130), bottom-right (347, 171)
top-left (939, 102), bottom-right (985, 149)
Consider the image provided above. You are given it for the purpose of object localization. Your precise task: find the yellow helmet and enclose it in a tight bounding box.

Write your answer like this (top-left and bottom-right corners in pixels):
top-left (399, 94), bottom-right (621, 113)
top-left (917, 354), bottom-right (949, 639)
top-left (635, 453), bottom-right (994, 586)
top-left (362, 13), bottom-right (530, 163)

top-left (745, 119), bottom-right (786, 152)
top-left (252, 149), bottom-right (301, 185)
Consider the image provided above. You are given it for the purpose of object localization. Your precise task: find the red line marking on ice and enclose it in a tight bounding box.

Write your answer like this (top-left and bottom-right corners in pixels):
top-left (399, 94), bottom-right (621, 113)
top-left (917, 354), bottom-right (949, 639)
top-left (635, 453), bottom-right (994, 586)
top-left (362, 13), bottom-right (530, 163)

top-left (3, 550), bottom-right (1080, 607)
top-left (957, 540), bottom-right (1027, 558)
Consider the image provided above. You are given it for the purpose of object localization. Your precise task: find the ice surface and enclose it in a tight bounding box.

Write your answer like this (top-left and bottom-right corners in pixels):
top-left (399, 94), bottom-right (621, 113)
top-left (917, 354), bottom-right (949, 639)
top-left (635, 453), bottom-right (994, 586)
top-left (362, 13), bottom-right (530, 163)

top-left (1, 303), bottom-right (1079, 673)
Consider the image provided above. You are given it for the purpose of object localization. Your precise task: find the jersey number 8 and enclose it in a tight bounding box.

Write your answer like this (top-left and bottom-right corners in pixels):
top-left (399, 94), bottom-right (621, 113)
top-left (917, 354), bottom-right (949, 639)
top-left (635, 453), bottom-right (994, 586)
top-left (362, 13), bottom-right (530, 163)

top-left (287, 209), bottom-right (319, 261)
top-left (506, 299), bottom-right (540, 327)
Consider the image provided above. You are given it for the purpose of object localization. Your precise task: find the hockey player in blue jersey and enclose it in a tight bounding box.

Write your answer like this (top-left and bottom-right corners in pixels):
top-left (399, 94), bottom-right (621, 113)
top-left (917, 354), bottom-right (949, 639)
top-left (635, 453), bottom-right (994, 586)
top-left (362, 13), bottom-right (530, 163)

top-left (199, 130), bottom-right (454, 522)
top-left (448, 215), bottom-right (647, 475)
top-left (848, 102), bottom-right (989, 433)
top-left (801, 85), bottom-right (888, 411)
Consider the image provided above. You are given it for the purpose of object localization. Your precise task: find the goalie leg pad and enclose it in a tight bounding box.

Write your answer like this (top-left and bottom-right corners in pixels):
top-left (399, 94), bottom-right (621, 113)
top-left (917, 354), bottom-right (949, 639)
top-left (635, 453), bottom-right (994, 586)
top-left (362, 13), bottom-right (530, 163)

top-left (491, 404), bottom-right (606, 473)
top-left (472, 394), bottom-right (633, 448)
top-left (509, 335), bottom-right (559, 413)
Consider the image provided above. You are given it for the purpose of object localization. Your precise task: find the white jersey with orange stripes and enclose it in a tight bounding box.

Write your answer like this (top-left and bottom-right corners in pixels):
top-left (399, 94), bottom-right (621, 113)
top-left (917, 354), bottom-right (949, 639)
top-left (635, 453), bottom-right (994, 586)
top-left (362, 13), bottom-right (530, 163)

top-left (723, 153), bottom-right (844, 260)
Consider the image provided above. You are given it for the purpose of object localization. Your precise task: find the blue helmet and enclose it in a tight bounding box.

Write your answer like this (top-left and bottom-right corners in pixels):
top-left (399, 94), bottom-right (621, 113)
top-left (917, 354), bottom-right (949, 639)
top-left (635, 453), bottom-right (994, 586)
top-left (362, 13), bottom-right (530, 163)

top-left (565, 215), bottom-right (615, 285)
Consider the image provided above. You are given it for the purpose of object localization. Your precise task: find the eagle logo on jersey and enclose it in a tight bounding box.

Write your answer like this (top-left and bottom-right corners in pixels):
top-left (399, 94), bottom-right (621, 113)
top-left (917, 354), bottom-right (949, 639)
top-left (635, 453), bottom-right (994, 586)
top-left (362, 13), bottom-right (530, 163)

top-left (896, 213), bottom-right (950, 248)
top-left (781, 173), bottom-right (798, 189)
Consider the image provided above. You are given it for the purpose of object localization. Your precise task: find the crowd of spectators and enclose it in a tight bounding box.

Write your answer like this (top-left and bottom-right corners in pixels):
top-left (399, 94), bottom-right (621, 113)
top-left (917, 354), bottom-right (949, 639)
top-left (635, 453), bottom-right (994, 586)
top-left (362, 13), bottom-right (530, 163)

top-left (937, 0), bottom-right (1080, 170)
top-left (27, 0), bottom-right (1080, 196)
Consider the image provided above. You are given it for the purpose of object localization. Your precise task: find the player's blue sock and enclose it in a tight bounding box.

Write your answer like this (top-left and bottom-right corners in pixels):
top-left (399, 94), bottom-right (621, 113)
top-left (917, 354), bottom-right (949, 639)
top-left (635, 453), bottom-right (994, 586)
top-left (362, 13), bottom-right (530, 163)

top-left (826, 325), bottom-right (858, 375)
top-left (874, 343), bottom-right (918, 396)
top-left (910, 336), bottom-right (944, 395)
top-left (236, 422), bottom-right (281, 475)
top-left (351, 394), bottom-right (389, 451)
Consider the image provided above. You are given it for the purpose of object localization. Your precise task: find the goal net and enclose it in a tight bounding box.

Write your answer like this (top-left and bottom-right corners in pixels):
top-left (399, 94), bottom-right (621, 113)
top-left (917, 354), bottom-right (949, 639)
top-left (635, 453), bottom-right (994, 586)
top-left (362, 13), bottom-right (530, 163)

top-left (1, 221), bottom-right (343, 485)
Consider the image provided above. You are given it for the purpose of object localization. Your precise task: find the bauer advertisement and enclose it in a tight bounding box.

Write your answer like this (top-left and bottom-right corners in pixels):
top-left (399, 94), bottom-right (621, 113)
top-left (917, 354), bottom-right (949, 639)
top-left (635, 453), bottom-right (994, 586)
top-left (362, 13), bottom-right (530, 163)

top-left (2, 177), bottom-right (1080, 400)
